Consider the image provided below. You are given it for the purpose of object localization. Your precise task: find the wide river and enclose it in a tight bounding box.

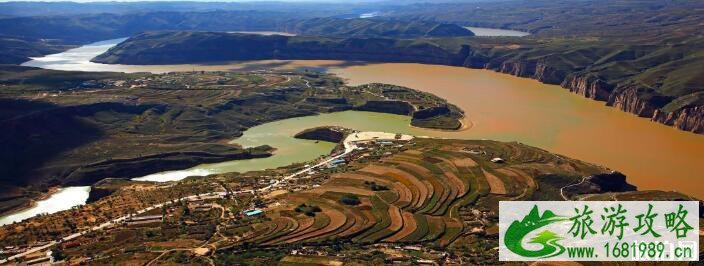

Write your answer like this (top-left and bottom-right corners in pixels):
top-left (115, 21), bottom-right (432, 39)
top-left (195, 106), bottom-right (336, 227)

top-left (9, 35), bottom-right (703, 223)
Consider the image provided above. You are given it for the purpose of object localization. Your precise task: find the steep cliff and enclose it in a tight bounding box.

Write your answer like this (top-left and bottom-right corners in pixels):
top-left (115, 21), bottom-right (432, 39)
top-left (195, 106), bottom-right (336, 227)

top-left (533, 62), bottom-right (567, 85)
top-left (652, 106), bottom-right (704, 134)
top-left (606, 87), bottom-right (660, 118)
top-left (561, 74), bottom-right (612, 101)
top-left (496, 60), bottom-right (536, 79)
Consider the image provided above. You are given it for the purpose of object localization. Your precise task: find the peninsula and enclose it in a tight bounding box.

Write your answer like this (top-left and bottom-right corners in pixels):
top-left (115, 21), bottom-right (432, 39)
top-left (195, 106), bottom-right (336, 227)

top-left (0, 66), bottom-right (462, 217)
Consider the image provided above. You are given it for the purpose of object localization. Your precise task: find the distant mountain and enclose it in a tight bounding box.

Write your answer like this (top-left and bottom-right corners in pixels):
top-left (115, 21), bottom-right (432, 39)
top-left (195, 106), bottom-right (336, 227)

top-left (1, 0), bottom-right (701, 43)
top-left (0, 10), bottom-right (306, 44)
top-left (386, 0), bottom-right (704, 39)
top-left (0, 1), bottom-right (372, 18)
top-left (0, 12), bottom-right (473, 45)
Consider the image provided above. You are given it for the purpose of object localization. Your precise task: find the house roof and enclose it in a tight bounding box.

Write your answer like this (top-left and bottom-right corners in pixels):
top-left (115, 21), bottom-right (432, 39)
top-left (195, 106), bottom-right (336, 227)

top-left (244, 209), bottom-right (264, 216)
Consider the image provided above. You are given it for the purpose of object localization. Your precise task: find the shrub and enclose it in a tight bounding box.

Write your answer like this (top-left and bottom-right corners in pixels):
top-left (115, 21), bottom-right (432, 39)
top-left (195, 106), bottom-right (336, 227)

top-left (340, 194), bottom-right (361, 205)
top-left (50, 248), bottom-right (66, 261)
top-left (365, 181), bottom-right (388, 191)
top-left (370, 184), bottom-right (389, 191)
top-left (294, 204), bottom-right (321, 216)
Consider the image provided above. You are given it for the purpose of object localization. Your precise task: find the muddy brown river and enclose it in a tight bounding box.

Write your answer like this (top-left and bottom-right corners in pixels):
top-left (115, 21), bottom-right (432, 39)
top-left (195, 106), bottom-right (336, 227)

top-left (22, 39), bottom-right (704, 199)
top-left (328, 63), bottom-right (704, 199)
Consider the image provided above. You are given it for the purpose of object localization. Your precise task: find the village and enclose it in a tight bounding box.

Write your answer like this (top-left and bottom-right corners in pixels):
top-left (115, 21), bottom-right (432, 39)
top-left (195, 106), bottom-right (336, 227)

top-left (2, 131), bottom-right (492, 265)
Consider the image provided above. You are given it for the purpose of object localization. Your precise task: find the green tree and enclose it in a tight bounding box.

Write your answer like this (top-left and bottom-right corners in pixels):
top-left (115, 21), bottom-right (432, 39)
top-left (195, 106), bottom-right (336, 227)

top-left (340, 194), bottom-right (361, 205)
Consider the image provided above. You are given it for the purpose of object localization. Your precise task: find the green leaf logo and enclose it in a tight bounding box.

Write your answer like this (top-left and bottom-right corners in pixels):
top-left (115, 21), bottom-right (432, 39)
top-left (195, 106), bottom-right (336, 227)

top-left (504, 205), bottom-right (567, 258)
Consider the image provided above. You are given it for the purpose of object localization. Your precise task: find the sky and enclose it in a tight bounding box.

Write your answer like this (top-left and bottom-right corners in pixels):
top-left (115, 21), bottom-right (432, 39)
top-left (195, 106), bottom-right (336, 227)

top-left (0, 0), bottom-right (390, 2)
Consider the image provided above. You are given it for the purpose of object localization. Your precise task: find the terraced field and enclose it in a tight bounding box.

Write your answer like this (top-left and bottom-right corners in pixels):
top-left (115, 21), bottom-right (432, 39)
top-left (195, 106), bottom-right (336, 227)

top-left (226, 138), bottom-right (607, 247)
top-left (3, 136), bottom-right (683, 265)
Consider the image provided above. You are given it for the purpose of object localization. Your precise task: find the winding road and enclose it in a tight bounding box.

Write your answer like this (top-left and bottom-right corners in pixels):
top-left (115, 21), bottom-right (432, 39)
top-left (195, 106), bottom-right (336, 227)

top-left (559, 176), bottom-right (589, 201)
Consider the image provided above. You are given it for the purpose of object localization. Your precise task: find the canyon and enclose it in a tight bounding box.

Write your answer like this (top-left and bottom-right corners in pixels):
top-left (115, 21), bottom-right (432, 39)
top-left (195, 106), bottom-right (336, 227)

top-left (92, 32), bottom-right (704, 134)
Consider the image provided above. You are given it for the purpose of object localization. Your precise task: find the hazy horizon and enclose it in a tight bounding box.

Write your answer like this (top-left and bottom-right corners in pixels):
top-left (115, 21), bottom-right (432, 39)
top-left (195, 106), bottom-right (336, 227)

top-left (0, 0), bottom-right (395, 2)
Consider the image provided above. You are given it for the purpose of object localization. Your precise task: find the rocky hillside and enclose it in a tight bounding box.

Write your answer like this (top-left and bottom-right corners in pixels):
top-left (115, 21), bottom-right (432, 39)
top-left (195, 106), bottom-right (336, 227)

top-left (0, 36), bottom-right (74, 64)
top-left (92, 31), bottom-right (470, 65)
top-left (93, 31), bottom-right (704, 134)
top-left (280, 17), bottom-right (474, 38)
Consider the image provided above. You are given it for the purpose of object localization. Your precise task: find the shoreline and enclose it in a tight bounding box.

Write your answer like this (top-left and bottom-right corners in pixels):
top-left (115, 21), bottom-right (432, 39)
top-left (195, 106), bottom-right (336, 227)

top-left (0, 187), bottom-right (62, 219)
top-left (412, 116), bottom-right (472, 133)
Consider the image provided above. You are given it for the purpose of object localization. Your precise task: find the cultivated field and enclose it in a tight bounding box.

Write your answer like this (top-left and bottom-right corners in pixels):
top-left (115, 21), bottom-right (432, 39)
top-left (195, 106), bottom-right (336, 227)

top-left (222, 138), bottom-right (608, 248)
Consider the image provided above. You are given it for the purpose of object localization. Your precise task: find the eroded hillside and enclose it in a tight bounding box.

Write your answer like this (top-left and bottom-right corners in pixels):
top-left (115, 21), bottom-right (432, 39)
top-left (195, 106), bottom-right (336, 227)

top-left (0, 67), bottom-right (462, 215)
